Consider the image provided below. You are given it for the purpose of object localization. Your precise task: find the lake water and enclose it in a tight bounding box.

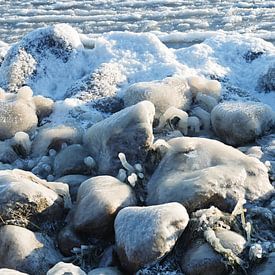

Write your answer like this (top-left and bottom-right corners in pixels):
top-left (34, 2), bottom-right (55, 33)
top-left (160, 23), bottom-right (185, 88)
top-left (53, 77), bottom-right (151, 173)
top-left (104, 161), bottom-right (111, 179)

top-left (1, 0), bottom-right (275, 44)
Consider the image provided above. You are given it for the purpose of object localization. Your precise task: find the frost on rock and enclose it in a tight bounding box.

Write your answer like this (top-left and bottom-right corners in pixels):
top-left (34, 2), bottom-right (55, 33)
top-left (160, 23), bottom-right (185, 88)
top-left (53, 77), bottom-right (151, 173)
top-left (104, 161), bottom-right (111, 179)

top-left (0, 89), bottom-right (38, 140)
top-left (0, 169), bottom-right (67, 229)
top-left (123, 76), bottom-right (192, 119)
top-left (0, 24), bottom-right (88, 99)
top-left (114, 202), bottom-right (189, 273)
top-left (257, 66), bottom-right (275, 93)
top-left (83, 101), bottom-right (155, 176)
top-left (0, 225), bottom-right (62, 275)
top-left (146, 137), bottom-right (273, 213)
top-left (31, 125), bottom-right (83, 158)
top-left (211, 101), bottom-right (275, 146)
top-left (47, 262), bottom-right (86, 275)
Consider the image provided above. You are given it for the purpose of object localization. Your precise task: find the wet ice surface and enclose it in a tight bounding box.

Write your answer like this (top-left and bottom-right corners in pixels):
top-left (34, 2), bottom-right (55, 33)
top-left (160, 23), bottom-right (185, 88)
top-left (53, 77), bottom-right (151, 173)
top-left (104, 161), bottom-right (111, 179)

top-left (0, 0), bottom-right (275, 45)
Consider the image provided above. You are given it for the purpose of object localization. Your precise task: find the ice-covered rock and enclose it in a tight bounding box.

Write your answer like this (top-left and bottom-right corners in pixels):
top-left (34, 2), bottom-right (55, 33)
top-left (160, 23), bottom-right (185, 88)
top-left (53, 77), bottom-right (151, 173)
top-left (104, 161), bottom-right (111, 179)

top-left (211, 101), bottom-right (275, 146)
top-left (114, 202), bottom-right (189, 273)
top-left (31, 125), bottom-right (82, 157)
top-left (0, 141), bottom-right (18, 163)
top-left (0, 92), bottom-right (37, 140)
top-left (33, 95), bottom-right (54, 122)
top-left (83, 101), bottom-right (155, 175)
top-left (258, 66), bottom-right (275, 93)
top-left (73, 176), bottom-right (136, 237)
top-left (0, 225), bottom-right (62, 275)
top-left (53, 144), bottom-right (91, 178)
top-left (180, 241), bottom-right (226, 275)
top-left (251, 252), bottom-right (275, 275)
top-left (0, 169), bottom-right (67, 228)
top-left (11, 132), bottom-right (31, 158)
top-left (147, 137), bottom-right (273, 213)
top-left (123, 77), bottom-right (191, 119)
top-left (0, 24), bottom-right (87, 99)
top-left (47, 262), bottom-right (86, 275)
top-left (196, 92), bottom-right (218, 112)
top-left (88, 267), bottom-right (122, 275)
top-left (187, 76), bottom-right (222, 100)
top-left (56, 174), bottom-right (89, 201)
top-left (0, 269), bottom-right (28, 275)
top-left (190, 106), bottom-right (211, 130)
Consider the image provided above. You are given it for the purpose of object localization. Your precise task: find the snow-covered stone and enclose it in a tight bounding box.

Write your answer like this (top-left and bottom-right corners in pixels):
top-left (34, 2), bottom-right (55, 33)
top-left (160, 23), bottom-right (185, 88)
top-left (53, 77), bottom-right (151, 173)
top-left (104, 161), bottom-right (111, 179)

top-left (0, 92), bottom-right (37, 140)
top-left (147, 137), bottom-right (273, 213)
top-left (31, 125), bottom-right (82, 157)
top-left (258, 66), bottom-right (275, 93)
top-left (187, 76), bottom-right (222, 100)
top-left (73, 176), bottom-right (136, 237)
top-left (47, 262), bottom-right (86, 275)
top-left (123, 76), bottom-right (192, 119)
top-left (83, 101), bottom-right (155, 176)
top-left (0, 225), bottom-right (62, 275)
top-left (88, 267), bottom-right (122, 275)
top-left (211, 101), bottom-right (275, 146)
top-left (53, 144), bottom-right (91, 178)
top-left (0, 24), bottom-right (85, 99)
top-left (114, 202), bottom-right (189, 273)
top-left (0, 169), bottom-right (67, 228)
top-left (33, 95), bottom-right (54, 122)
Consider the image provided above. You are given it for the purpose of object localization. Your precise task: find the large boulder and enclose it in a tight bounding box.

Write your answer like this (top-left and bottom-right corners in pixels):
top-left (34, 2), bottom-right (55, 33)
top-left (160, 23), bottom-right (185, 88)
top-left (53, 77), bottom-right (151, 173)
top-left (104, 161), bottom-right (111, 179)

top-left (0, 24), bottom-right (85, 99)
top-left (123, 77), bottom-right (192, 119)
top-left (147, 137), bottom-right (273, 213)
top-left (0, 225), bottom-right (62, 275)
top-left (83, 101), bottom-right (155, 175)
top-left (114, 202), bottom-right (189, 273)
top-left (0, 169), bottom-right (68, 228)
top-left (211, 101), bottom-right (275, 146)
top-left (73, 176), bottom-right (137, 237)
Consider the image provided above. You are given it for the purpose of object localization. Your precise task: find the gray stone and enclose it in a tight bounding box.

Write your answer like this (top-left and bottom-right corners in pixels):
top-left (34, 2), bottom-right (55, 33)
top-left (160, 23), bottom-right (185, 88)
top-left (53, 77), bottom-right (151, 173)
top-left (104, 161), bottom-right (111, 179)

top-left (147, 137), bottom-right (273, 213)
top-left (123, 76), bottom-right (192, 119)
top-left (0, 225), bottom-right (62, 275)
top-left (83, 101), bottom-right (155, 176)
top-left (114, 202), bottom-right (189, 273)
top-left (0, 169), bottom-right (67, 228)
top-left (73, 176), bottom-right (137, 237)
top-left (53, 144), bottom-right (91, 178)
top-left (211, 101), bottom-right (275, 146)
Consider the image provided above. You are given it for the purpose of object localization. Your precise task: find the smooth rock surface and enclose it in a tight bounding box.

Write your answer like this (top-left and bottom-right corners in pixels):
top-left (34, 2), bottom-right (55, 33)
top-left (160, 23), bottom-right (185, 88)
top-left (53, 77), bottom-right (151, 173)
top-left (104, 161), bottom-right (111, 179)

top-left (211, 101), bottom-right (275, 146)
top-left (147, 137), bottom-right (273, 213)
top-left (73, 176), bottom-right (137, 237)
top-left (0, 225), bottom-right (62, 275)
top-left (114, 202), bottom-right (189, 273)
top-left (83, 101), bottom-right (155, 175)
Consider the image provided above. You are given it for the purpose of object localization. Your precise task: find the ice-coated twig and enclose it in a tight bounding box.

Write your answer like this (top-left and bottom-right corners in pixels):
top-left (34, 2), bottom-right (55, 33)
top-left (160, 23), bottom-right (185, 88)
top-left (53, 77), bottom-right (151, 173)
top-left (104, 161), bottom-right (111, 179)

top-left (118, 152), bottom-right (135, 174)
top-left (117, 168), bottom-right (127, 182)
top-left (84, 156), bottom-right (96, 169)
top-left (127, 173), bottom-right (138, 187)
